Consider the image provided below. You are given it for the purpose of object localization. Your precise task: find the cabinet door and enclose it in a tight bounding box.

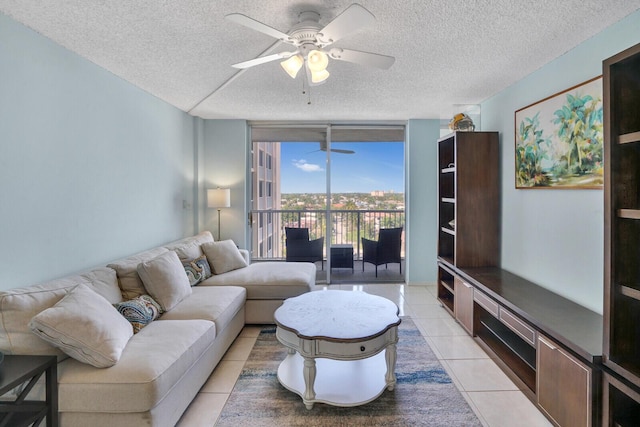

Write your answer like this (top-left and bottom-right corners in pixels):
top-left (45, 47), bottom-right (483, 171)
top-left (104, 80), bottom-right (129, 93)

top-left (454, 276), bottom-right (473, 335)
top-left (537, 335), bottom-right (591, 427)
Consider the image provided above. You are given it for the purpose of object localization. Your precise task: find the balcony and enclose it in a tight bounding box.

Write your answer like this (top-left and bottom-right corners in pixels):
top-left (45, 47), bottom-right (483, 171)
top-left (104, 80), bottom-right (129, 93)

top-left (251, 209), bottom-right (405, 283)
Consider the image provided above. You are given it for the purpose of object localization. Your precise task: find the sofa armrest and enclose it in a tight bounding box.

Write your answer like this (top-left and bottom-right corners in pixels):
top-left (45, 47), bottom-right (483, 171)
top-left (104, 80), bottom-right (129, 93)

top-left (238, 249), bottom-right (250, 264)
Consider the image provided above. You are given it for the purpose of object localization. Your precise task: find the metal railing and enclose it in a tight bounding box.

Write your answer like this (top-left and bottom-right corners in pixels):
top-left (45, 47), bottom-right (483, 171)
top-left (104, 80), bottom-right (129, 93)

top-left (250, 209), bottom-right (405, 261)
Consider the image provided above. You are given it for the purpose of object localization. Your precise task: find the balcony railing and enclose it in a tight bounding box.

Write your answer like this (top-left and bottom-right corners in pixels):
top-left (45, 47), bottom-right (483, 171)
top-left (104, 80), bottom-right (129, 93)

top-left (250, 209), bottom-right (405, 261)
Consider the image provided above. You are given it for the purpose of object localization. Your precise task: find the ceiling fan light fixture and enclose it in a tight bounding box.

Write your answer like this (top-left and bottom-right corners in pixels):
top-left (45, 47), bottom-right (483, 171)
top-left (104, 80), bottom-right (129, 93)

top-left (307, 49), bottom-right (329, 72)
top-left (280, 54), bottom-right (304, 78)
top-left (311, 68), bottom-right (330, 83)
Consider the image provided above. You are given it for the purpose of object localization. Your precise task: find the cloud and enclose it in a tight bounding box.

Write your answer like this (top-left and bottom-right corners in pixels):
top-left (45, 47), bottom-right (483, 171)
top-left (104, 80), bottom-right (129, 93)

top-left (293, 159), bottom-right (324, 172)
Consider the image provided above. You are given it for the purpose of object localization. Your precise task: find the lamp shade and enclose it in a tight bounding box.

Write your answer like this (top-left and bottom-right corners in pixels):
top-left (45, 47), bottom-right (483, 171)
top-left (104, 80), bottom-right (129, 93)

top-left (311, 68), bottom-right (330, 83)
top-left (307, 50), bottom-right (329, 72)
top-left (281, 55), bottom-right (304, 78)
top-left (207, 188), bottom-right (231, 208)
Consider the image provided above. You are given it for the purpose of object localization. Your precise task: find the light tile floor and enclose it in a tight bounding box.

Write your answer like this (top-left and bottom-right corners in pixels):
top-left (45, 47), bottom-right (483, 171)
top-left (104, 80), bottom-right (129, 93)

top-left (176, 284), bottom-right (552, 426)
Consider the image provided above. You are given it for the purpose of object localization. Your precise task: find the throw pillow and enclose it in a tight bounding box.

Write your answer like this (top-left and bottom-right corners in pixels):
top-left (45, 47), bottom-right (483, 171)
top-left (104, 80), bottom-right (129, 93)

top-left (201, 240), bottom-right (248, 275)
top-left (137, 251), bottom-right (192, 311)
top-left (28, 283), bottom-right (133, 368)
top-left (182, 255), bottom-right (212, 286)
top-left (113, 295), bottom-right (163, 333)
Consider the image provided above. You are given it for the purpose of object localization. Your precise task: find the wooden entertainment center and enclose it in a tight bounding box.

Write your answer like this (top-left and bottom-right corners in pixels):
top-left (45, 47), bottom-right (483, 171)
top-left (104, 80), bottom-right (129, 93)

top-left (436, 131), bottom-right (603, 426)
top-left (437, 41), bottom-right (640, 426)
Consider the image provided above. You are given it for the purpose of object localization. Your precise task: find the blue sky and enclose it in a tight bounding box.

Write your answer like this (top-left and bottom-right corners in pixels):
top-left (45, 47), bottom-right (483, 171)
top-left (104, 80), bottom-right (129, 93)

top-left (280, 142), bottom-right (404, 193)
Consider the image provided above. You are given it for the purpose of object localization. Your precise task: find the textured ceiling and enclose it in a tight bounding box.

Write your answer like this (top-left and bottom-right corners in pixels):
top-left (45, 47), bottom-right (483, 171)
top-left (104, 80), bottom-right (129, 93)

top-left (1, 1), bottom-right (639, 121)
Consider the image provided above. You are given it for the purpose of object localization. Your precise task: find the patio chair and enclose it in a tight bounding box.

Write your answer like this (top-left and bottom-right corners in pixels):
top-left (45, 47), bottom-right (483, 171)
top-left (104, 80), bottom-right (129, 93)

top-left (285, 227), bottom-right (324, 270)
top-left (361, 227), bottom-right (403, 277)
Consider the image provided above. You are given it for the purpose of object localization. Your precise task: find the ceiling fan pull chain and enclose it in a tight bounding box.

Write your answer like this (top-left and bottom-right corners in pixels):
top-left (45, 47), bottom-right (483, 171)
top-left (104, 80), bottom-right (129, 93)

top-left (301, 70), bottom-right (312, 105)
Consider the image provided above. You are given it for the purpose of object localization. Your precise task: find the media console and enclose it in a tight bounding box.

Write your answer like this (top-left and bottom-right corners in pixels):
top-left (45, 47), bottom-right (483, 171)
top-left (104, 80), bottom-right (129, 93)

top-left (438, 262), bottom-right (603, 427)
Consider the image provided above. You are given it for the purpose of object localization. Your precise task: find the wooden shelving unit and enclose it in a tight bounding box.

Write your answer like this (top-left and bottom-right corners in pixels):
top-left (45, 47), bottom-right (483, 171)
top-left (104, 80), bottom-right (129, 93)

top-left (603, 41), bottom-right (640, 425)
top-left (435, 131), bottom-right (500, 312)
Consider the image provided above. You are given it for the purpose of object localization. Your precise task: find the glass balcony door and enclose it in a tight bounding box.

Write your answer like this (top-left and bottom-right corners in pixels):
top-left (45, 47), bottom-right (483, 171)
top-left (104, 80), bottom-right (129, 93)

top-left (250, 124), bottom-right (405, 284)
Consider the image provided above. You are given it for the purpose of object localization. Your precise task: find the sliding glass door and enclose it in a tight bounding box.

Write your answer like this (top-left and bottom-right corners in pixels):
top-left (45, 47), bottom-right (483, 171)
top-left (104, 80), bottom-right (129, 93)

top-left (250, 124), bottom-right (405, 284)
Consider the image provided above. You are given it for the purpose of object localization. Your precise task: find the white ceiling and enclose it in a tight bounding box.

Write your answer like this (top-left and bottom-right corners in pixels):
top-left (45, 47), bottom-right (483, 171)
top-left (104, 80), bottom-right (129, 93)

top-left (2, 1), bottom-right (639, 121)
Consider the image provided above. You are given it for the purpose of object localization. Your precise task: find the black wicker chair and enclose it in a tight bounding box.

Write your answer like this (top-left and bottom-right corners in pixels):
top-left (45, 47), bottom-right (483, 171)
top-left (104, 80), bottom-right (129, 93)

top-left (285, 227), bottom-right (324, 270)
top-left (361, 227), bottom-right (403, 277)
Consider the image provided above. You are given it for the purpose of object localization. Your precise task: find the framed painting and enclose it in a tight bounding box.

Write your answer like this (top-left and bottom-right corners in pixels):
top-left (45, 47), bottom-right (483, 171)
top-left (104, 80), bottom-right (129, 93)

top-left (514, 76), bottom-right (603, 189)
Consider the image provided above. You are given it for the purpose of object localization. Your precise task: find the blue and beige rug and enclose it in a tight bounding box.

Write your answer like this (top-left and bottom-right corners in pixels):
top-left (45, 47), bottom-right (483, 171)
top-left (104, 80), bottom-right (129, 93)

top-left (216, 317), bottom-right (481, 426)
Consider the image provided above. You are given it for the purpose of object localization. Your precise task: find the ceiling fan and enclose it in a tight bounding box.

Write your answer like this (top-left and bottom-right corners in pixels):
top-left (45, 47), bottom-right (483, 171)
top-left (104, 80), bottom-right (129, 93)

top-left (225, 3), bottom-right (395, 86)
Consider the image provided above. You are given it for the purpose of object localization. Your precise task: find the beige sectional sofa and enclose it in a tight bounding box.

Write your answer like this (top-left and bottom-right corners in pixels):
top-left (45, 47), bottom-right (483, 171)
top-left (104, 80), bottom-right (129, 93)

top-left (0, 231), bottom-right (316, 426)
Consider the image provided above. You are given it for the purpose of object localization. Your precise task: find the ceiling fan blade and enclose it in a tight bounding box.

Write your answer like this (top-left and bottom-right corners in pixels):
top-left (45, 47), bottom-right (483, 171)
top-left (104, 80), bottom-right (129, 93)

top-left (231, 51), bottom-right (296, 69)
top-left (316, 4), bottom-right (375, 46)
top-left (329, 48), bottom-right (395, 69)
top-left (226, 13), bottom-right (295, 44)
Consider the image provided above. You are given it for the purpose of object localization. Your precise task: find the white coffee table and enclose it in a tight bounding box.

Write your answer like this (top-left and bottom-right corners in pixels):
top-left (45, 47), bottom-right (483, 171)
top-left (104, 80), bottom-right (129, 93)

top-left (274, 290), bottom-right (401, 409)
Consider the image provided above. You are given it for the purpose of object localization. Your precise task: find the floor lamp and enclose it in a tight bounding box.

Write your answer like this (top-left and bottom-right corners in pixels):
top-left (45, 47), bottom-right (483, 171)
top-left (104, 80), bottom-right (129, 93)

top-left (207, 188), bottom-right (231, 241)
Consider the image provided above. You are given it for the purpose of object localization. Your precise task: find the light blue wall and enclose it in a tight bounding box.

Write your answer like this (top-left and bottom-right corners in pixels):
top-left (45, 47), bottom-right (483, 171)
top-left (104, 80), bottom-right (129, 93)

top-left (0, 13), bottom-right (196, 290)
top-left (406, 119), bottom-right (440, 284)
top-left (202, 120), bottom-right (249, 248)
top-left (481, 10), bottom-right (640, 313)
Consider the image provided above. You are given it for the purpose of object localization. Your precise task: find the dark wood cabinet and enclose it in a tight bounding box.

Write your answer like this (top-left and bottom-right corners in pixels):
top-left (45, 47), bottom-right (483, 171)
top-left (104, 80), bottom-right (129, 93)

top-left (538, 334), bottom-right (592, 427)
top-left (603, 41), bottom-right (640, 425)
top-left (461, 267), bottom-right (602, 426)
top-left (436, 131), bottom-right (500, 268)
top-left (434, 129), bottom-right (604, 426)
top-left (454, 276), bottom-right (474, 335)
top-left (436, 131), bottom-right (500, 314)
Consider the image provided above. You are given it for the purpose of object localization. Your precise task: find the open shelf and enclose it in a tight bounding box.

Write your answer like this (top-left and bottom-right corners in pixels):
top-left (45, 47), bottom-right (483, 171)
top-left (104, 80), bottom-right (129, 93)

top-left (619, 131), bottom-right (640, 144)
top-left (441, 227), bottom-right (455, 236)
top-left (604, 371), bottom-right (640, 426)
top-left (618, 209), bottom-right (640, 219)
top-left (440, 279), bottom-right (454, 294)
top-left (609, 292), bottom-right (640, 384)
top-left (437, 264), bottom-right (455, 315)
top-left (475, 304), bottom-right (536, 392)
top-left (621, 285), bottom-right (640, 302)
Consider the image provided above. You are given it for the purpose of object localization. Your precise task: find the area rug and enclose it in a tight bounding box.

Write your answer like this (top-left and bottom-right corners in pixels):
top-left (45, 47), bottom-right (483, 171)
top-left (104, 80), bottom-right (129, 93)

top-left (216, 318), bottom-right (481, 426)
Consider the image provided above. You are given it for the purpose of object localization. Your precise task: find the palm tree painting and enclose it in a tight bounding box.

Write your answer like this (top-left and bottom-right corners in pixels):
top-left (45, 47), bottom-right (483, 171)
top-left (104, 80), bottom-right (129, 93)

top-left (515, 77), bottom-right (603, 188)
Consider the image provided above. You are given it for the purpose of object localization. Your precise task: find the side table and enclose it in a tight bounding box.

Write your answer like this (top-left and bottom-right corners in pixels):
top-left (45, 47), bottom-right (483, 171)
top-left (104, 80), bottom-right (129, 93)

top-left (0, 355), bottom-right (58, 427)
top-left (330, 244), bottom-right (354, 271)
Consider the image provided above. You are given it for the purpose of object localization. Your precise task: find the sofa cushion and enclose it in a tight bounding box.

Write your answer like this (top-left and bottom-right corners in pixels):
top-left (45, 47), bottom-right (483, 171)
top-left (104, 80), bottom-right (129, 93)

top-left (200, 262), bottom-right (316, 299)
top-left (56, 319), bottom-right (215, 413)
top-left (29, 284), bottom-right (133, 368)
top-left (137, 251), bottom-right (192, 311)
top-left (113, 295), bottom-right (163, 333)
top-left (160, 286), bottom-right (246, 333)
top-left (0, 267), bottom-right (121, 358)
top-left (107, 246), bottom-right (169, 300)
top-left (202, 240), bottom-right (248, 274)
top-left (182, 255), bottom-right (212, 286)
top-left (164, 231), bottom-right (215, 264)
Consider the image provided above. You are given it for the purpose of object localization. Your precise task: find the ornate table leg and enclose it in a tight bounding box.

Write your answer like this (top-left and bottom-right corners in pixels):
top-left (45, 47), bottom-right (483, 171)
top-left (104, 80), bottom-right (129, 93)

top-left (385, 328), bottom-right (398, 391)
top-left (302, 357), bottom-right (316, 409)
